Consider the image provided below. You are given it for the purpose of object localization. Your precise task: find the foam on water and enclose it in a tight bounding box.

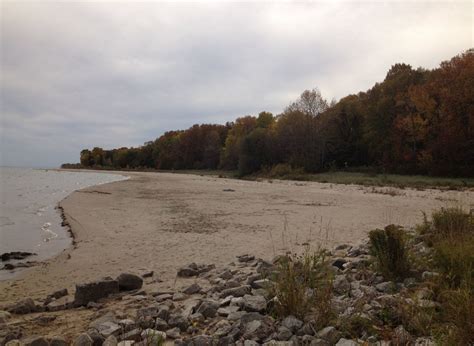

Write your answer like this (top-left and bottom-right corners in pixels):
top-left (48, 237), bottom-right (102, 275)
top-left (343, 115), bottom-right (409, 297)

top-left (0, 167), bottom-right (128, 280)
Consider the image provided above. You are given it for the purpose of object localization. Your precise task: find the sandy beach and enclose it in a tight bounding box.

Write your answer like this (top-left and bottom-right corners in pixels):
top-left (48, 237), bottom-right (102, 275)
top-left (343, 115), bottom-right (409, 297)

top-left (2, 171), bottom-right (473, 306)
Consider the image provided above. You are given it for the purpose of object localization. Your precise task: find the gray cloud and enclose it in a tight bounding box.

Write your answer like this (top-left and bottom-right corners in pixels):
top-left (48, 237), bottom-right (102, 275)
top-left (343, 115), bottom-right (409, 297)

top-left (1, 1), bottom-right (471, 167)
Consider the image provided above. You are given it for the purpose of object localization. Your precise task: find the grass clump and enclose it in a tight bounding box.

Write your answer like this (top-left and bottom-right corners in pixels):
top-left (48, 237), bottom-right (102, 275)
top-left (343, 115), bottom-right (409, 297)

top-left (269, 249), bottom-right (334, 325)
top-left (416, 207), bottom-right (474, 345)
top-left (369, 225), bottom-right (411, 280)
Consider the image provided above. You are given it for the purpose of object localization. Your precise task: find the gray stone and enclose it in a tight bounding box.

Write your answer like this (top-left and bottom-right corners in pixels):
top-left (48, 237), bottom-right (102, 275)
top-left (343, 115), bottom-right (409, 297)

top-left (119, 329), bottom-right (141, 342)
top-left (118, 319), bottom-right (136, 332)
top-left (86, 329), bottom-right (104, 346)
top-left (242, 294), bottom-right (267, 312)
top-left (197, 299), bottom-right (220, 318)
top-left (117, 273), bottom-right (143, 291)
top-left (155, 318), bottom-right (168, 331)
top-left (375, 281), bottom-right (395, 293)
top-left (218, 305), bottom-right (240, 316)
top-left (335, 338), bottom-right (358, 346)
top-left (220, 285), bottom-right (251, 298)
top-left (183, 283), bottom-right (202, 295)
top-left (22, 336), bottom-right (49, 346)
top-left (333, 275), bottom-right (351, 295)
top-left (228, 311), bottom-right (247, 321)
top-left (317, 326), bottom-right (341, 344)
top-left (297, 323), bottom-right (315, 336)
top-left (219, 270), bottom-right (234, 280)
top-left (50, 336), bottom-right (68, 346)
top-left (251, 279), bottom-right (271, 289)
top-left (173, 292), bottom-right (186, 301)
top-left (74, 279), bottom-right (119, 306)
top-left (238, 254), bottom-right (255, 263)
top-left (281, 315), bottom-right (303, 332)
top-left (422, 271), bottom-right (439, 280)
top-left (96, 321), bottom-right (121, 338)
top-left (242, 319), bottom-right (274, 341)
top-left (102, 336), bottom-right (118, 346)
top-left (166, 327), bottom-right (181, 339)
top-left (276, 326), bottom-right (293, 341)
top-left (73, 333), bottom-right (93, 346)
top-left (156, 293), bottom-right (173, 302)
top-left (310, 339), bottom-right (330, 346)
top-left (8, 298), bottom-right (37, 314)
top-left (89, 312), bottom-right (117, 330)
top-left (178, 266), bottom-right (199, 277)
top-left (168, 313), bottom-right (189, 331)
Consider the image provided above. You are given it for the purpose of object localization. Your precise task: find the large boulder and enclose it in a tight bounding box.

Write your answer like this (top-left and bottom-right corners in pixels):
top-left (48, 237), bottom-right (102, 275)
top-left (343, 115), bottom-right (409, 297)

top-left (74, 279), bottom-right (119, 306)
top-left (116, 273), bottom-right (143, 291)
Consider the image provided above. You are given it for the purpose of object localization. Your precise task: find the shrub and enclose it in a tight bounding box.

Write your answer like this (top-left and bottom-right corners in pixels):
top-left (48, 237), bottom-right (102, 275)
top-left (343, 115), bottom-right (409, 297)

top-left (431, 207), bottom-right (473, 239)
top-left (436, 286), bottom-right (474, 345)
top-left (269, 249), bottom-right (334, 325)
top-left (369, 225), bottom-right (410, 280)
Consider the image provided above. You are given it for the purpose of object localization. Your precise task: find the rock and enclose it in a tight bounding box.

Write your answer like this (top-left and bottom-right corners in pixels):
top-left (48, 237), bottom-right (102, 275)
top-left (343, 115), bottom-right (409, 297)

top-left (95, 321), bottom-right (121, 338)
top-left (242, 294), bottom-right (267, 313)
top-left (168, 313), bottom-right (190, 331)
top-left (155, 318), bottom-right (169, 331)
top-left (297, 323), bottom-right (315, 336)
top-left (218, 305), bottom-right (240, 316)
top-left (219, 269), bottom-right (234, 280)
top-left (119, 329), bottom-right (141, 342)
top-left (173, 292), bottom-right (186, 301)
top-left (118, 319), bottom-right (136, 332)
top-left (181, 298), bottom-right (201, 319)
top-left (22, 336), bottom-right (49, 346)
top-left (263, 341), bottom-right (294, 346)
top-left (197, 299), bottom-right (220, 318)
top-left (45, 288), bottom-right (68, 304)
top-left (333, 275), bottom-right (351, 295)
top-left (238, 254), bottom-right (255, 263)
top-left (0, 310), bottom-right (12, 323)
top-left (102, 336), bottom-right (118, 346)
top-left (142, 271), bottom-right (154, 278)
top-left (89, 312), bottom-right (117, 329)
top-left (189, 312), bottom-right (205, 323)
top-left (276, 326), bottom-right (293, 341)
top-left (310, 339), bottom-right (330, 346)
top-left (137, 305), bottom-right (164, 319)
top-left (414, 337), bottom-right (435, 345)
top-left (375, 281), bottom-right (395, 293)
top-left (73, 333), bottom-right (93, 346)
top-left (317, 326), bottom-right (341, 344)
top-left (242, 318), bottom-right (275, 342)
top-left (220, 285), bottom-right (251, 298)
top-left (50, 336), bottom-right (68, 346)
top-left (392, 325), bottom-right (411, 345)
top-left (141, 329), bottom-right (166, 344)
top-left (183, 283), bottom-right (202, 295)
top-left (8, 298), bottom-right (37, 314)
top-left (256, 260), bottom-right (274, 275)
top-left (166, 327), bottom-right (181, 339)
top-left (86, 329), bottom-right (104, 346)
top-left (335, 338), bottom-right (358, 346)
top-left (156, 293), bottom-right (173, 302)
top-left (177, 263), bottom-right (215, 277)
top-left (251, 279), bottom-right (271, 289)
top-left (281, 315), bottom-right (303, 332)
top-left (5, 341), bottom-right (21, 346)
top-left (117, 273), bottom-right (143, 291)
top-left (228, 311), bottom-right (247, 321)
top-left (189, 335), bottom-right (213, 345)
top-left (117, 342), bottom-right (133, 346)
top-left (332, 258), bottom-right (347, 270)
top-left (74, 279), bottom-right (119, 306)
top-left (422, 271), bottom-right (439, 280)
top-left (178, 267), bottom-right (198, 277)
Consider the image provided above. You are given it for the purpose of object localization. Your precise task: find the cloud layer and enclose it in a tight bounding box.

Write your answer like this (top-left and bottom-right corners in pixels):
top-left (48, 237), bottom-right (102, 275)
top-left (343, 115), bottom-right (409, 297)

top-left (1, 1), bottom-right (471, 167)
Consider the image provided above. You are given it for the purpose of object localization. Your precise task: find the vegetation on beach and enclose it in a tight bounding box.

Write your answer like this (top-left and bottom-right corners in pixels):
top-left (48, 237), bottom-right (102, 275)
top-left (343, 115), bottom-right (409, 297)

top-left (67, 49), bottom-right (473, 179)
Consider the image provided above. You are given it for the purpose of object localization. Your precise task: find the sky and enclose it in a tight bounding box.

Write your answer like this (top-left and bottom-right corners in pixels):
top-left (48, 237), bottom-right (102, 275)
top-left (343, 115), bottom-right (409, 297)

top-left (1, 1), bottom-right (472, 168)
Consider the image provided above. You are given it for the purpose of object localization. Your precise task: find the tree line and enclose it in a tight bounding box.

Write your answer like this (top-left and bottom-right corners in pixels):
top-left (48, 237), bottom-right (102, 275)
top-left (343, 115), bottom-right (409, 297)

top-left (68, 50), bottom-right (473, 177)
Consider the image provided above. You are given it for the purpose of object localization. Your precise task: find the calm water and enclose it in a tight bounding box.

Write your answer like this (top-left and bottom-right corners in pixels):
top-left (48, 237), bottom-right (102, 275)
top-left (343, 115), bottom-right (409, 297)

top-left (0, 167), bottom-right (127, 279)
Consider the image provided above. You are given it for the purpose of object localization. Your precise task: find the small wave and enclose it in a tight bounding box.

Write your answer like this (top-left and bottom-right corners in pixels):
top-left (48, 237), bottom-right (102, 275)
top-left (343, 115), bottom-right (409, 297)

top-left (41, 222), bottom-right (58, 242)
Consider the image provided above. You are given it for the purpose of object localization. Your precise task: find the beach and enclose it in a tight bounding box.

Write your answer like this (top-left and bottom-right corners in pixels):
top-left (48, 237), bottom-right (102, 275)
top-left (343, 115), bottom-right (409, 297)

top-left (2, 171), bottom-right (473, 306)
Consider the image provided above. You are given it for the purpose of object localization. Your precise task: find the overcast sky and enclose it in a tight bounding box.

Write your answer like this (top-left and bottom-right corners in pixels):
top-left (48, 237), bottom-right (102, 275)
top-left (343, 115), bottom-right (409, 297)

top-left (1, 1), bottom-right (472, 168)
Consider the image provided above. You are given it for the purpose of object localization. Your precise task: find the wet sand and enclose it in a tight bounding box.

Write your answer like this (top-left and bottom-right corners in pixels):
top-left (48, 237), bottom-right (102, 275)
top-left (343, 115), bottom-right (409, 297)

top-left (1, 171), bottom-right (473, 304)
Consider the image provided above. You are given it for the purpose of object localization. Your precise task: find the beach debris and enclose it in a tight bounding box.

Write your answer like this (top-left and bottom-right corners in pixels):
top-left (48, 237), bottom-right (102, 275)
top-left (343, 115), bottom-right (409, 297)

top-left (116, 273), bottom-right (143, 291)
top-left (1, 252), bottom-right (36, 262)
top-left (74, 279), bottom-right (119, 306)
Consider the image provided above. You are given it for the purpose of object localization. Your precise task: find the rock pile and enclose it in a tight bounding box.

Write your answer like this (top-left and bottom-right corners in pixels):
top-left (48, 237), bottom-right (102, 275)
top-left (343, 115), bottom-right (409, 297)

top-left (1, 239), bottom-right (438, 346)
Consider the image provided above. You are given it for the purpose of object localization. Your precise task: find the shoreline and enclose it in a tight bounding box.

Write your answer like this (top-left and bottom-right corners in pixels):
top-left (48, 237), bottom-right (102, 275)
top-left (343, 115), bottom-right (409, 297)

top-left (2, 171), bottom-right (473, 306)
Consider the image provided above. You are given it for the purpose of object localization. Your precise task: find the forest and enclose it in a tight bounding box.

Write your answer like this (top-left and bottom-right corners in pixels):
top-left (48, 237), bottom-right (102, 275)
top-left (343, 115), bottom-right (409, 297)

top-left (68, 50), bottom-right (474, 177)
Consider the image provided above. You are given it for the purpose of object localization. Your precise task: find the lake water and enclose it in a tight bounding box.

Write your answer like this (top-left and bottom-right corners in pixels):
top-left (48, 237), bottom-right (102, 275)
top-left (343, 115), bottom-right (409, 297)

top-left (0, 167), bottom-right (127, 279)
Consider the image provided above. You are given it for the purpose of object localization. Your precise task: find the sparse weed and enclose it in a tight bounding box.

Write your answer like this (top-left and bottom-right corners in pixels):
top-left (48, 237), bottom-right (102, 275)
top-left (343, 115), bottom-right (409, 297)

top-left (269, 248), bottom-right (334, 326)
top-left (369, 225), bottom-right (411, 280)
